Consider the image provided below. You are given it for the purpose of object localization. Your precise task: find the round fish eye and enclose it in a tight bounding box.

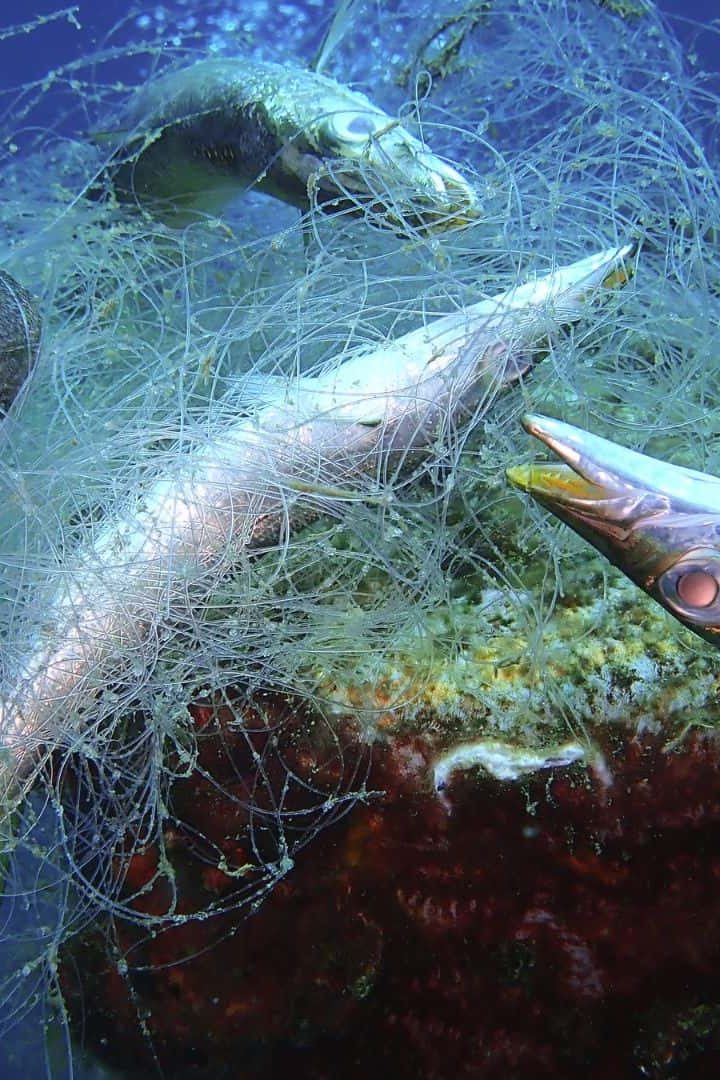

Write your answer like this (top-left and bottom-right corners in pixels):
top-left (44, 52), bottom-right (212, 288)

top-left (346, 115), bottom-right (377, 136)
top-left (322, 110), bottom-right (386, 146)
top-left (656, 548), bottom-right (720, 626)
top-left (676, 569), bottom-right (718, 608)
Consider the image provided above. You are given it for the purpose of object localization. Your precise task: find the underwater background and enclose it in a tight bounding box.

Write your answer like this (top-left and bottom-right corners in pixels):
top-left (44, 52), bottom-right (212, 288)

top-left (1, 1), bottom-right (720, 1077)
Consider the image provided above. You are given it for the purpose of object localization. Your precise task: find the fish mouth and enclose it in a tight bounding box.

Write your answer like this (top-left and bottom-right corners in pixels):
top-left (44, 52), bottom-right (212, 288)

top-left (306, 129), bottom-right (481, 232)
top-left (506, 414), bottom-right (628, 508)
top-left (506, 459), bottom-right (612, 505)
top-left (508, 412), bottom-right (720, 517)
top-left (311, 162), bottom-right (480, 232)
top-left (370, 142), bottom-right (481, 230)
top-left (505, 413), bottom-right (674, 557)
top-left (398, 147), bottom-right (481, 226)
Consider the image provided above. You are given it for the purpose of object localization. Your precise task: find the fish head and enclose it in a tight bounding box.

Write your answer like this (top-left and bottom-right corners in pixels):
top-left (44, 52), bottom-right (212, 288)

top-left (507, 414), bottom-right (720, 645)
top-left (283, 83), bottom-right (480, 232)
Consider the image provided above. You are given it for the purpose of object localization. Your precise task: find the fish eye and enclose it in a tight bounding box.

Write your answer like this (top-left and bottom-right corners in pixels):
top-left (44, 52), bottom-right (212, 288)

top-left (321, 110), bottom-right (386, 146)
top-left (656, 548), bottom-right (720, 625)
top-left (676, 569), bottom-right (718, 608)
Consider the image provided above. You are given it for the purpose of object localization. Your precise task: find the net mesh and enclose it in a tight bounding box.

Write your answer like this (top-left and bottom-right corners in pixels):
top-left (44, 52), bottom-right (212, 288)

top-left (0, 0), bottom-right (718, 1073)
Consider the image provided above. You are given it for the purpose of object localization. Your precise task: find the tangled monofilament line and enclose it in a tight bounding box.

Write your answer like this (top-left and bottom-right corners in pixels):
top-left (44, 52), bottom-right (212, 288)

top-left (0, 2), bottom-right (718, 1073)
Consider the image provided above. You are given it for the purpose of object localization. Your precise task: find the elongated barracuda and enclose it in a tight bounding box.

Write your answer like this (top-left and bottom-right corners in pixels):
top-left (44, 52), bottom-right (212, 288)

top-left (102, 58), bottom-right (479, 230)
top-left (0, 244), bottom-right (632, 785)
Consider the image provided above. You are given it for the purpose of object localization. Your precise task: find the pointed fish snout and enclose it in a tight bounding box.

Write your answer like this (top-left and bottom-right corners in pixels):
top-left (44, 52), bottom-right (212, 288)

top-left (507, 412), bottom-right (720, 645)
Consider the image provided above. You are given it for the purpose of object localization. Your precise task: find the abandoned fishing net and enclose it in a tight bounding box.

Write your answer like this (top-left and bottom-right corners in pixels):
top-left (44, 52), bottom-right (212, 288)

top-left (0, 0), bottom-right (718, 1075)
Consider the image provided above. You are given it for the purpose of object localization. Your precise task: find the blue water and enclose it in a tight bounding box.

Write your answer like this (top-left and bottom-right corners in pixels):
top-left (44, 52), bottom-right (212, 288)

top-left (0, 1), bottom-right (717, 94)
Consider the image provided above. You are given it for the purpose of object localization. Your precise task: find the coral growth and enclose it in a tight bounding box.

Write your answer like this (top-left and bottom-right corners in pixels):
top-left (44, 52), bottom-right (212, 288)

top-left (63, 692), bottom-right (720, 1078)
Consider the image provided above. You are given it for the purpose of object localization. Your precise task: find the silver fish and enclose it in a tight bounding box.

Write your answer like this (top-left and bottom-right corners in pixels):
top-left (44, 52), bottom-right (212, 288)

top-left (508, 412), bottom-right (720, 646)
top-left (0, 244), bottom-right (633, 789)
top-left (101, 58), bottom-right (479, 230)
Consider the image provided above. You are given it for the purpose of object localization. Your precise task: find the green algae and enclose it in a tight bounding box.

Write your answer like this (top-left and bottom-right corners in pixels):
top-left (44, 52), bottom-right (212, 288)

top-left (300, 502), bottom-right (720, 757)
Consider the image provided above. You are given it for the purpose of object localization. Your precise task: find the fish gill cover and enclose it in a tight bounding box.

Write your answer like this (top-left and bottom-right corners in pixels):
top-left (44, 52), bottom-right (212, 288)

top-left (0, 1), bottom-right (718, 1076)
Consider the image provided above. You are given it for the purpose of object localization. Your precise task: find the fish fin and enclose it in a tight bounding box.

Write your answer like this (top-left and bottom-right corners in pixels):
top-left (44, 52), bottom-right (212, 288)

top-left (89, 127), bottom-right (134, 145)
top-left (311, 0), bottom-right (365, 74)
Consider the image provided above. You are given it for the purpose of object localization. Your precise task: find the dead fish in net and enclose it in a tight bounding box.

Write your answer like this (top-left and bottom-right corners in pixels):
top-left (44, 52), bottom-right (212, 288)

top-left (0, 270), bottom-right (41, 414)
top-left (0, 243), bottom-right (633, 793)
top-left (508, 413), bottom-right (720, 647)
top-left (97, 58), bottom-right (480, 231)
